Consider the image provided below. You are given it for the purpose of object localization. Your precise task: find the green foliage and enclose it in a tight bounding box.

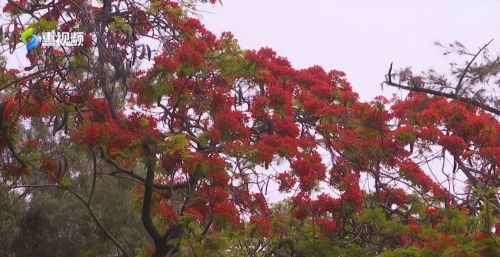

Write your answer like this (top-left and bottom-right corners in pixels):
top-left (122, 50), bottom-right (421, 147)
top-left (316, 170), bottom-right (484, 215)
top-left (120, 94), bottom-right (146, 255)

top-left (296, 239), bottom-right (369, 257)
top-left (195, 161), bottom-right (210, 177)
top-left (143, 80), bottom-right (173, 102)
top-left (38, 18), bottom-right (57, 31)
top-left (0, 166), bottom-right (148, 257)
top-left (358, 208), bottom-right (407, 235)
top-left (162, 133), bottom-right (190, 155)
top-left (376, 247), bottom-right (421, 257)
top-left (109, 16), bottom-right (133, 34)
top-left (395, 132), bottom-right (416, 145)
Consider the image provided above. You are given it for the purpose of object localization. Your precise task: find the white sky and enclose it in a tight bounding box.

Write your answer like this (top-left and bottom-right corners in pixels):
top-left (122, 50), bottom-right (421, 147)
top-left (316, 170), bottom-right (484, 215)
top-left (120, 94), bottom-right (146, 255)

top-left (200, 0), bottom-right (500, 101)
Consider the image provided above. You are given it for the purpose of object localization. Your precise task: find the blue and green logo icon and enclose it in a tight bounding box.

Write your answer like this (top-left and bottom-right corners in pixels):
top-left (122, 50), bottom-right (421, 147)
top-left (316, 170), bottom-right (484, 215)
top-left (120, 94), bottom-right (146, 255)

top-left (20, 28), bottom-right (40, 51)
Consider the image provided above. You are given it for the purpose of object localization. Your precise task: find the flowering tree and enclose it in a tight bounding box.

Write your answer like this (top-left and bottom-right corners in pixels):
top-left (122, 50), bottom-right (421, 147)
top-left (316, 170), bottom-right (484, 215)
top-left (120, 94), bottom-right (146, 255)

top-left (0, 1), bottom-right (498, 256)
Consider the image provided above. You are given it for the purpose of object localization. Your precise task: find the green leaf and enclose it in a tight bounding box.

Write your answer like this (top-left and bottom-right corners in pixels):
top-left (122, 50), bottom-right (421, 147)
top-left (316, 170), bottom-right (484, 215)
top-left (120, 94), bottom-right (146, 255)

top-left (164, 134), bottom-right (190, 154)
top-left (195, 161), bottom-right (210, 177)
top-left (59, 176), bottom-right (72, 187)
top-left (156, 80), bottom-right (173, 95)
top-left (376, 247), bottom-right (421, 257)
top-left (139, 117), bottom-right (150, 127)
top-left (39, 18), bottom-right (57, 31)
top-left (142, 84), bottom-right (157, 102)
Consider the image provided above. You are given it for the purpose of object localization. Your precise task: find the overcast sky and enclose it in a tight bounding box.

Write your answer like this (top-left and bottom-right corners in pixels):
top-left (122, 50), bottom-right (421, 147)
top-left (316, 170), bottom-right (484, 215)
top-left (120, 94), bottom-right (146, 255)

top-left (200, 0), bottom-right (500, 101)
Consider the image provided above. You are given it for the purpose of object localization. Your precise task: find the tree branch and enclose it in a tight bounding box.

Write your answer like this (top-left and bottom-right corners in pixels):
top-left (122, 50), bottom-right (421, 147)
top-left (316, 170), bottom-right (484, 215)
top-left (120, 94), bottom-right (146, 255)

top-left (455, 39), bottom-right (494, 94)
top-left (141, 161), bottom-right (163, 248)
top-left (64, 186), bottom-right (131, 257)
top-left (87, 154), bottom-right (98, 204)
top-left (384, 80), bottom-right (500, 116)
top-left (99, 147), bottom-right (188, 190)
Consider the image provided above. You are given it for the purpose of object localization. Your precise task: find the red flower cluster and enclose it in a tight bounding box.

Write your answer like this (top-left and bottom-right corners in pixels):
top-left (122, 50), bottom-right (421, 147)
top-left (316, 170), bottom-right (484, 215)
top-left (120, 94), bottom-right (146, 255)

top-left (156, 202), bottom-right (179, 222)
top-left (276, 172), bottom-right (297, 193)
top-left (154, 53), bottom-right (180, 74)
top-left (380, 187), bottom-right (411, 206)
top-left (205, 156), bottom-right (230, 186)
top-left (185, 207), bottom-right (204, 222)
top-left (256, 135), bottom-right (298, 167)
top-left (312, 217), bottom-right (337, 235)
top-left (249, 215), bottom-right (271, 237)
top-left (341, 178), bottom-right (364, 207)
top-left (399, 160), bottom-right (445, 197)
top-left (19, 92), bottom-right (61, 118)
top-left (290, 152), bottom-right (326, 192)
top-left (212, 202), bottom-right (240, 226)
top-left (438, 134), bottom-right (467, 154)
top-left (71, 121), bottom-right (135, 151)
top-left (2, 0), bottom-right (27, 12)
top-left (314, 193), bottom-right (341, 214)
top-left (3, 1), bottom-right (499, 254)
top-left (85, 98), bottom-right (113, 122)
top-left (291, 192), bottom-right (313, 219)
top-left (408, 223), bottom-right (422, 233)
top-left (198, 186), bottom-right (229, 207)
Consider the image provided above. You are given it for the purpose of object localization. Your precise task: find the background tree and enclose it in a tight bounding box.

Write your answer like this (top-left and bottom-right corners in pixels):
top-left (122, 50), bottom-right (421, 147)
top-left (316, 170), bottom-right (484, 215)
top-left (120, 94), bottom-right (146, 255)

top-left (0, 123), bottom-right (149, 256)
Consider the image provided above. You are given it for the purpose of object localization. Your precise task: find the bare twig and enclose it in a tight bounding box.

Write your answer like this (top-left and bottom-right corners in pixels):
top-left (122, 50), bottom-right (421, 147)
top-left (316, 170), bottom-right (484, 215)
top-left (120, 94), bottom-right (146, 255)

top-left (455, 39), bottom-right (494, 94)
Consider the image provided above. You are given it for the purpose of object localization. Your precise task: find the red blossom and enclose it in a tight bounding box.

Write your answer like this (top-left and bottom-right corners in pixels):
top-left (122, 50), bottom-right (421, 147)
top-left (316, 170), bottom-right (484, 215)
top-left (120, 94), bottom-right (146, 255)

top-left (424, 207), bottom-right (439, 217)
top-left (312, 217), bottom-right (337, 235)
top-left (185, 207), bottom-right (204, 222)
top-left (341, 183), bottom-right (364, 207)
top-left (276, 172), bottom-right (297, 193)
top-left (40, 159), bottom-right (58, 173)
top-left (2, 0), bottom-right (27, 13)
top-left (438, 134), bottom-right (467, 153)
top-left (212, 202), bottom-right (240, 226)
top-left (473, 231), bottom-right (487, 241)
top-left (408, 223), bottom-right (422, 233)
top-left (315, 193), bottom-right (341, 213)
top-left (399, 160), bottom-right (446, 196)
top-left (24, 139), bottom-right (41, 150)
top-left (291, 192), bottom-right (313, 219)
top-left (290, 152), bottom-right (326, 192)
top-left (198, 186), bottom-right (229, 206)
top-left (5, 164), bottom-right (31, 176)
top-left (380, 187), bottom-right (411, 206)
top-left (398, 234), bottom-right (410, 245)
top-left (249, 216), bottom-right (271, 237)
top-left (156, 202), bottom-right (178, 222)
top-left (1, 2), bottom-right (497, 254)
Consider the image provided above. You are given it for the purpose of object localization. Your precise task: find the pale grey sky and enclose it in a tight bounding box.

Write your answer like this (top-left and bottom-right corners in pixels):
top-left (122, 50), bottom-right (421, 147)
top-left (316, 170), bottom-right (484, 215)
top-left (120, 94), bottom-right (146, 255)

top-left (200, 0), bottom-right (500, 101)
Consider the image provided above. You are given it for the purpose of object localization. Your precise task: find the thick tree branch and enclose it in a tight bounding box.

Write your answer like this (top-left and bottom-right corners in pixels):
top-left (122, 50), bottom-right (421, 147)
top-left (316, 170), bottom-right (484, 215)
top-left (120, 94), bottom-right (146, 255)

top-left (87, 154), bottom-right (98, 204)
top-left (383, 80), bottom-right (500, 116)
top-left (141, 160), bottom-right (163, 251)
